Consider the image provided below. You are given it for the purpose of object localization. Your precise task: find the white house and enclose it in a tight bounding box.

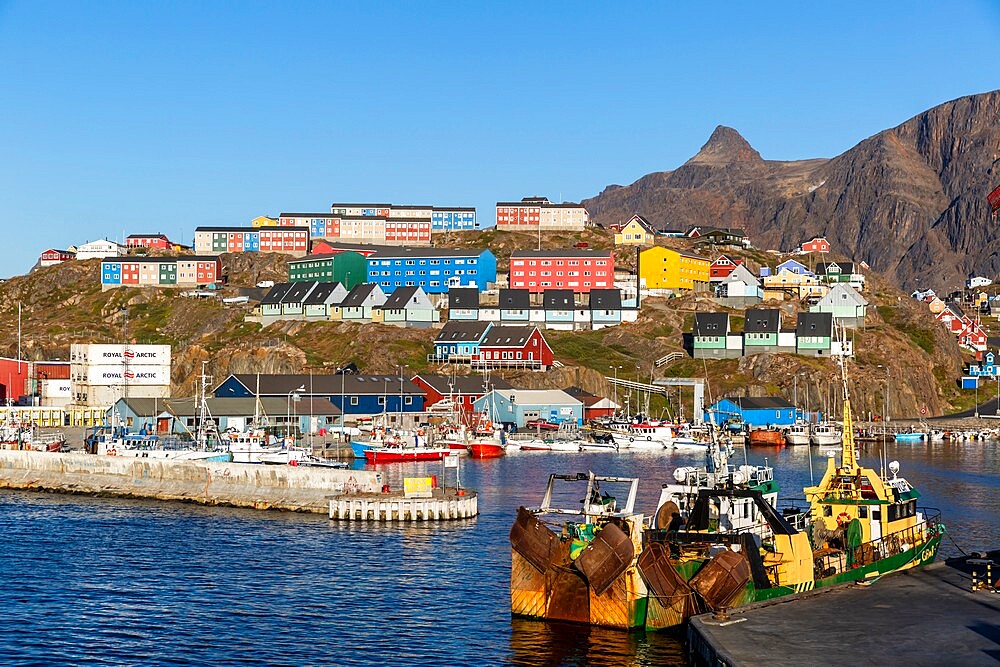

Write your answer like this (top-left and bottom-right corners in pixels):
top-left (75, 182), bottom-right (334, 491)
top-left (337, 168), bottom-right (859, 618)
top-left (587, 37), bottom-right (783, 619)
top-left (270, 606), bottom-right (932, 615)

top-left (967, 276), bottom-right (992, 289)
top-left (715, 264), bottom-right (763, 307)
top-left (74, 239), bottom-right (127, 260)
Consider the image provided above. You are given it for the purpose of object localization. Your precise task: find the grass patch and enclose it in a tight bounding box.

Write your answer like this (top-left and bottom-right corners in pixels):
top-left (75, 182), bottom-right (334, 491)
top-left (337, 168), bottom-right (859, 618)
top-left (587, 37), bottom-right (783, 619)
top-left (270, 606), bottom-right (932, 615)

top-left (877, 305), bottom-right (896, 324)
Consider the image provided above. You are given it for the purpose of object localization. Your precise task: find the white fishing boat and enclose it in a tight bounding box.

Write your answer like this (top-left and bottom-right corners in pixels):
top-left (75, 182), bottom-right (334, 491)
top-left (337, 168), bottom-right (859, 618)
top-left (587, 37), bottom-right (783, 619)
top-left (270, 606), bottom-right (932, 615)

top-left (809, 421), bottom-right (842, 446)
top-left (784, 422), bottom-right (811, 446)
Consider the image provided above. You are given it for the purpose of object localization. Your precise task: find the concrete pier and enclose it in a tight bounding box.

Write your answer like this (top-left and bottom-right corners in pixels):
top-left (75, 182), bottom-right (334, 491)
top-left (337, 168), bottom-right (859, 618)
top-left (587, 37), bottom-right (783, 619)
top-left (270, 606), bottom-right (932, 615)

top-left (688, 555), bottom-right (1000, 666)
top-left (0, 450), bottom-right (381, 513)
top-left (329, 489), bottom-right (478, 521)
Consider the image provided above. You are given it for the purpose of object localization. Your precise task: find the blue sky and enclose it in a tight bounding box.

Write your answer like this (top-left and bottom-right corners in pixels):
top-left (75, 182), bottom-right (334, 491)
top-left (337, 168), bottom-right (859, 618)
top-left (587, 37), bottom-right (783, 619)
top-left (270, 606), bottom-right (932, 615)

top-left (1, 1), bottom-right (998, 276)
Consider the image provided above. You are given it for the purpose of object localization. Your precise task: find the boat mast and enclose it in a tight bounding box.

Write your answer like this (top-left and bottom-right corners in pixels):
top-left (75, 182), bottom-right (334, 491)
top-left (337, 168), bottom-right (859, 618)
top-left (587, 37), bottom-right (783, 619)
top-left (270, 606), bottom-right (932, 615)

top-left (838, 327), bottom-right (857, 472)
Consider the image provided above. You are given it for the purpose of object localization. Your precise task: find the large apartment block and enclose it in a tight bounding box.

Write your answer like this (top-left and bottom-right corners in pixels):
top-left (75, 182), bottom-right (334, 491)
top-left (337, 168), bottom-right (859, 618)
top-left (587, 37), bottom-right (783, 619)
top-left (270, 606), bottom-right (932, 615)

top-left (495, 197), bottom-right (589, 231)
top-left (366, 247), bottom-right (496, 293)
top-left (508, 249), bottom-right (614, 293)
top-left (100, 256), bottom-right (221, 290)
top-left (193, 227), bottom-right (309, 257)
top-left (332, 203), bottom-right (477, 233)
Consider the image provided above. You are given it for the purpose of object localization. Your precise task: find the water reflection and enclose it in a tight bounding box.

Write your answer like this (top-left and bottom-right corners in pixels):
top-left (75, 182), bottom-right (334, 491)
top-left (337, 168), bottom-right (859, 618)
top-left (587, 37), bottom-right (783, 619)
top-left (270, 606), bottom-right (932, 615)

top-left (508, 618), bottom-right (684, 667)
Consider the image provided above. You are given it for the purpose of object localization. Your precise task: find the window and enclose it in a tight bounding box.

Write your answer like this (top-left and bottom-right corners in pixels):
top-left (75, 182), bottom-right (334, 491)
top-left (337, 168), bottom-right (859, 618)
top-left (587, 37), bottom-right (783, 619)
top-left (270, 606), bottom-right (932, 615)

top-left (350, 397), bottom-right (359, 406)
top-left (404, 397), bottom-right (413, 405)
top-left (377, 397), bottom-right (386, 405)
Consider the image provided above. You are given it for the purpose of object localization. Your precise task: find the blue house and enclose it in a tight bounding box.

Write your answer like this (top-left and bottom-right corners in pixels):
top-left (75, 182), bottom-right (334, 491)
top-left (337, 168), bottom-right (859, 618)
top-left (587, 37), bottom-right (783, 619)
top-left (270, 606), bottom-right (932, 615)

top-left (590, 288), bottom-right (623, 328)
top-left (213, 373), bottom-right (425, 427)
top-left (499, 288), bottom-right (531, 322)
top-left (774, 259), bottom-right (812, 276)
top-left (433, 321), bottom-right (493, 362)
top-left (472, 389), bottom-right (583, 428)
top-left (448, 287), bottom-right (480, 320)
top-left (431, 207), bottom-right (478, 231)
top-left (543, 290), bottom-right (575, 328)
top-left (705, 396), bottom-right (798, 428)
top-left (102, 261), bottom-right (123, 286)
top-left (968, 352), bottom-right (1000, 377)
top-left (366, 247), bottom-right (496, 293)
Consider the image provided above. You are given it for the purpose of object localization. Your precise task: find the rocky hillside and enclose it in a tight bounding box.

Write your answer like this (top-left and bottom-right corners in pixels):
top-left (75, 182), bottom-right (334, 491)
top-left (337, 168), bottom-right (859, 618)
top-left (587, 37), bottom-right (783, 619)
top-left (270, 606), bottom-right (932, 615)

top-left (583, 90), bottom-right (1000, 291)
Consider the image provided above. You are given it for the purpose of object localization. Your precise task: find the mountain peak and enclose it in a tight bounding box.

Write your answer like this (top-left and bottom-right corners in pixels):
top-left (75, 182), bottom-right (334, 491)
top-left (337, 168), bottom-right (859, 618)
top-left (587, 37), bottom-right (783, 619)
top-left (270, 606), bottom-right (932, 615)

top-left (686, 125), bottom-right (763, 166)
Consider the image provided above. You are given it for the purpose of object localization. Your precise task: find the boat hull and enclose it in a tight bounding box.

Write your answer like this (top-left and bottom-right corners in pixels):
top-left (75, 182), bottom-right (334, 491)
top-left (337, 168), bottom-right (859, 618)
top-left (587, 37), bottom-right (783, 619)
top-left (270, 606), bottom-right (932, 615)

top-left (363, 448), bottom-right (451, 463)
top-left (468, 443), bottom-right (505, 459)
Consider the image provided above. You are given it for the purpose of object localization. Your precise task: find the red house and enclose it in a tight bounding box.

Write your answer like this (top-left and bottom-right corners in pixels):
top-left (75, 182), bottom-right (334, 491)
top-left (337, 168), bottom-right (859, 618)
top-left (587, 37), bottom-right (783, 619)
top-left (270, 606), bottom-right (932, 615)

top-left (563, 386), bottom-right (619, 420)
top-left (958, 319), bottom-right (988, 352)
top-left (801, 237), bottom-right (831, 253)
top-left (126, 234), bottom-right (186, 251)
top-left (710, 255), bottom-right (744, 281)
top-left (410, 374), bottom-right (513, 414)
top-left (936, 304), bottom-right (968, 334)
top-left (508, 249), bottom-right (614, 294)
top-left (39, 249), bottom-right (75, 267)
top-left (474, 326), bottom-right (553, 370)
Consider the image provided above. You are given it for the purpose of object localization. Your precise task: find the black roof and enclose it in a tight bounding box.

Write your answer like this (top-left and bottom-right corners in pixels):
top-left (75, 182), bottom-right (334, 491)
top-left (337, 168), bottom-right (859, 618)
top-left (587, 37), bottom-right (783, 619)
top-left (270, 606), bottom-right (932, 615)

top-left (448, 288), bottom-right (479, 309)
top-left (796, 312), bottom-right (833, 336)
top-left (282, 281), bottom-right (316, 304)
top-left (413, 374), bottom-right (512, 395)
top-left (435, 321), bottom-right (492, 342)
top-left (723, 396), bottom-right (795, 410)
top-left (340, 284), bottom-right (380, 307)
top-left (816, 261), bottom-right (855, 275)
top-left (481, 326), bottom-right (536, 347)
top-left (499, 289), bottom-right (531, 309)
top-left (369, 247), bottom-right (485, 259)
top-left (261, 282), bottom-right (294, 305)
top-left (303, 282), bottom-right (343, 305)
top-left (543, 289), bottom-right (575, 310)
top-left (195, 226), bottom-right (308, 233)
top-left (223, 373), bottom-right (422, 396)
top-left (589, 288), bottom-right (622, 310)
top-left (694, 312), bottom-right (730, 335)
top-left (743, 309), bottom-right (780, 333)
top-left (383, 286), bottom-right (421, 309)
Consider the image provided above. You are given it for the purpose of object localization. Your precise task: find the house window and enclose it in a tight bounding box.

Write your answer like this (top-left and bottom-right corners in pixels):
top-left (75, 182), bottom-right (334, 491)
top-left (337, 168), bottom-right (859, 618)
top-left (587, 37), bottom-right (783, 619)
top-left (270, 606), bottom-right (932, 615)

top-left (404, 397), bottom-right (413, 405)
top-left (377, 397), bottom-right (386, 405)
top-left (350, 397), bottom-right (359, 406)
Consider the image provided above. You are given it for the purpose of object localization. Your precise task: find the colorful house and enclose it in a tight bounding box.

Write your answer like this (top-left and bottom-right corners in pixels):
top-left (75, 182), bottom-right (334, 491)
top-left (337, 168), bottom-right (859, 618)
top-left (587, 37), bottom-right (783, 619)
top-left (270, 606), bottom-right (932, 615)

top-left (967, 351), bottom-right (1000, 377)
top-left (39, 249), bottom-right (75, 267)
top-left (411, 374), bottom-right (512, 414)
top-left (279, 209), bottom-right (430, 246)
top-left (474, 325), bottom-right (553, 370)
top-left (447, 288), bottom-right (480, 321)
top-left (613, 214), bottom-right (657, 245)
top-left (303, 282), bottom-right (348, 319)
top-left (801, 237), bottom-right (831, 253)
top-left (472, 389), bottom-right (583, 427)
top-left (340, 284), bottom-right (387, 322)
top-left (287, 252), bottom-right (367, 289)
top-left (563, 386), bottom-right (619, 420)
top-left (433, 321), bottom-right (493, 362)
top-left (687, 227), bottom-right (749, 248)
top-left (638, 246), bottom-right (710, 291)
top-left (692, 312), bottom-right (742, 359)
top-left (374, 286), bottom-right (439, 328)
top-left (126, 234), bottom-right (187, 251)
top-left (497, 289), bottom-right (531, 322)
top-left (542, 290), bottom-right (577, 331)
top-left (810, 284), bottom-right (868, 328)
top-left (589, 288), bottom-right (625, 329)
top-left (366, 247), bottom-right (496, 293)
top-left (193, 227), bottom-right (309, 257)
top-left (715, 264), bottom-right (763, 307)
top-left (496, 197), bottom-right (589, 231)
top-left (260, 283), bottom-right (294, 318)
top-left (816, 261), bottom-right (865, 290)
top-left (795, 312), bottom-right (834, 356)
top-left (100, 256), bottom-right (220, 290)
top-left (508, 249), bottom-right (614, 293)
top-left (743, 309), bottom-right (787, 355)
top-left (76, 239), bottom-right (126, 260)
top-left (957, 319), bottom-right (988, 353)
top-left (710, 255), bottom-right (744, 281)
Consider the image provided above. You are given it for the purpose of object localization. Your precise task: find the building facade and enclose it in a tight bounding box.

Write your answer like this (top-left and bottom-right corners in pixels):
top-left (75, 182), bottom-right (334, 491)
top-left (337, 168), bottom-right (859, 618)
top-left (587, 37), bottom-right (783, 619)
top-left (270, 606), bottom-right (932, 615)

top-left (39, 249), bottom-right (75, 267)
top-left (75, 240), bottom-right (126, 260)
top-left (193, 227), bottom-right (309, 257)
top-left (287, 252), bottom-right (367, 289)
top-left (100, 256), bottom-right (221, 290)
top-left (508, 249), bottom-right (613, 293)
top-left (638, 246), bottom-right (710, 291)
top-left (495, 197), bottom-right (589, 231)
top-left (126, 234), bottom-right (185, 251)
top-left (70, 343), bottom-right (172, 406)
top-left (613, 215), bottom-right (657, 245)
top-left (366, 248), bottom-right (496, 293)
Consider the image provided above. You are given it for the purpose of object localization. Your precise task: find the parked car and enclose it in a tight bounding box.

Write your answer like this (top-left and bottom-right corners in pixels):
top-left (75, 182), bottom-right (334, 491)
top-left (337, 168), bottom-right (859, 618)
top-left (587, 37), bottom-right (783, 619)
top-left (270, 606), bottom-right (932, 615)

top-left (525, 419), bottom-right (559, 431)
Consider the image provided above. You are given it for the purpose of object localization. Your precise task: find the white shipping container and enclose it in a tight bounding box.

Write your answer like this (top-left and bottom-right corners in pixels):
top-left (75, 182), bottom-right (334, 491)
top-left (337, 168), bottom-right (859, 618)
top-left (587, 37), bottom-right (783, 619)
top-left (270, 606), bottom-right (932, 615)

top-left (71, 343), bottom-right (171, 367)
top-left (41, 379), bottom-right (73, 398)
top-left (85, 364), bottom-right (171, 387)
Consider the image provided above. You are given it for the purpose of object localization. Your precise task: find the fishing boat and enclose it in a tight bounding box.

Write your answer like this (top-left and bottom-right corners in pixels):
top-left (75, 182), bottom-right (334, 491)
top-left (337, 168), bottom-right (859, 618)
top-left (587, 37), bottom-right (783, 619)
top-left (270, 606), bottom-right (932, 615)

top-left (809, 421), bottom-right (842, 446)
top-left (784, 422), bottom-right (811, 446)
top-left (363, 441), bottom-right (454, 463)
top-left (509, 357), bottom-right (944, 632)
top-left (747, 427), bottom-right (786, 447)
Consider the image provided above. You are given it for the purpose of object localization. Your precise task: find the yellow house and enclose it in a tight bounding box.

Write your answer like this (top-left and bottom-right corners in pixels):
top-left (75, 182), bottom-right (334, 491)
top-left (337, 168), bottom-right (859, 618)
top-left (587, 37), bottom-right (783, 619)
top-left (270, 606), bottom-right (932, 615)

top-left (639, 246), bottom-right (710, 290)
top-left (614, 214), bottom-right (657, 246)
top-left (251, 215), bottom-right (279, 227)
top-left (763, 268), bottom-right (826, 299)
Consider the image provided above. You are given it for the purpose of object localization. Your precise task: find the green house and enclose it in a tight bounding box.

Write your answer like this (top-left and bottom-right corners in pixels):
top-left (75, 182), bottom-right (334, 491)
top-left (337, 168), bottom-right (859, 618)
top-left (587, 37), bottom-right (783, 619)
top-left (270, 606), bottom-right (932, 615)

top-left (158, 262), bottom-right (177, 285)
top-left (692, 312), bottom-right (740, 359)
top-left (743, 308), bottom-right (781, 354)
top-left (795, 312), bottom-right (833, 356)
top-left (288, 251), bottom-right (366, 289)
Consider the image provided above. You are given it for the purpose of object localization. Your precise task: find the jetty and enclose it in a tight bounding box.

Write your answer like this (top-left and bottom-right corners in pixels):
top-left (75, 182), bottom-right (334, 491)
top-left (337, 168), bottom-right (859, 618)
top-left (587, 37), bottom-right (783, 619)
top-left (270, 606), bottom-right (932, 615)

top-left (0, 450), bottom-right (380, 513)
top-left (328, 487), bottom-right (478, 521)
top-left (688, 555), bottom-right (1000, 666)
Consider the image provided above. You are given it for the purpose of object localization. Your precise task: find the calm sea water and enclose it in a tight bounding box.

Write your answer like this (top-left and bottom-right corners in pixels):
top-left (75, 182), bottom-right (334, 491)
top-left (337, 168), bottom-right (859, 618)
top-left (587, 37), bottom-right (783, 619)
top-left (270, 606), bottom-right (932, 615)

top-left (0, 441), bottom-right (996, 666)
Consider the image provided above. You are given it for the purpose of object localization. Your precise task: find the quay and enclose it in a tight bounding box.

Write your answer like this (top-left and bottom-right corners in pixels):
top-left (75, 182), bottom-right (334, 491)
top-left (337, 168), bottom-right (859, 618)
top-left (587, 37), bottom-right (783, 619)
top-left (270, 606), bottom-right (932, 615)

top-left (0, 450), bottom-right (380, 513)
top-left (328, 487), bottom-right (478, 521)
top-left (688, 554), bottom-right (1000, 667)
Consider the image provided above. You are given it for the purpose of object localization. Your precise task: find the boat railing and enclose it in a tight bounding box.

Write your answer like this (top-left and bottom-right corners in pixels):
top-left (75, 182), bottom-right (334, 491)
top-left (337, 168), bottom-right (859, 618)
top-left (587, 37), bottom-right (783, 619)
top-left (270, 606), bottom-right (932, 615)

top-left (821, 508), bottom-right (942, 576)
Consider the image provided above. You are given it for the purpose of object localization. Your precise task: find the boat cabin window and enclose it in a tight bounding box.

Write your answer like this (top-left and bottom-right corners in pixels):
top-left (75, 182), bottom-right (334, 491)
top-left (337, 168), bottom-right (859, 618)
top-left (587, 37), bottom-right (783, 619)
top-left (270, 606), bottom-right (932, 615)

top-left (823, 505), bottom-right (833, 517)
top-left (886, 500), bottom-right (916, 522)
top-left (858, 506), bottom-right (868, 519)
top-left (872, 509), bottom-right (881, 521)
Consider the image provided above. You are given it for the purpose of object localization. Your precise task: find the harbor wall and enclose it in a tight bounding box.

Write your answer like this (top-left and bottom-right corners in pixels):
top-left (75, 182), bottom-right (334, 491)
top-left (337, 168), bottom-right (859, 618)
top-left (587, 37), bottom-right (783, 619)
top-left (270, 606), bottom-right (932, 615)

top-left (0, 450), bottom-right (381, 513)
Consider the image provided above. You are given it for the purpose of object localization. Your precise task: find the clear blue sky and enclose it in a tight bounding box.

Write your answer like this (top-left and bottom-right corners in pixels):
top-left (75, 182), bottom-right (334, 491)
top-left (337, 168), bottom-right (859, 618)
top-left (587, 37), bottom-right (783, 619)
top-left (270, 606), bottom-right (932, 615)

top-left (1, 1), bottom-right (998, 276)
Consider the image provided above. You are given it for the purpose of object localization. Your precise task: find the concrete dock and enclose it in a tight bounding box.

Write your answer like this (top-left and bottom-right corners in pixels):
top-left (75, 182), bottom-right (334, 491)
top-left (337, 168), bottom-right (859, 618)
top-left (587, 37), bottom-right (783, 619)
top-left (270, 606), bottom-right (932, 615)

top-left (0, 450), bottom-right (381, 513)
top-left (329, 488), bottom-right (478, 521)
top-left (688, 555), bottom-right (1000, 666)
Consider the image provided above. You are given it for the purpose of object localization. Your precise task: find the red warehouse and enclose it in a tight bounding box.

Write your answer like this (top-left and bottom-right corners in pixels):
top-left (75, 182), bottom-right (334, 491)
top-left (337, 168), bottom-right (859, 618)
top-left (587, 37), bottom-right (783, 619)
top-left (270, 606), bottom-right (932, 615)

top-left (0, 358), bottom-right (30, 404)
top-left (508, 249), bottom-right (614, 294)
top-left (410, 374), bottom-right (513, 414)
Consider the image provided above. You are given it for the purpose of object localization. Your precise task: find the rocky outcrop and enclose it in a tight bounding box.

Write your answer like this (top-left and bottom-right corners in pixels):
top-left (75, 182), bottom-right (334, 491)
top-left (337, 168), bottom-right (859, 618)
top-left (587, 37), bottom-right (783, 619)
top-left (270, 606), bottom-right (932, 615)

top-left (584, 91), bottom-right (1000, 291)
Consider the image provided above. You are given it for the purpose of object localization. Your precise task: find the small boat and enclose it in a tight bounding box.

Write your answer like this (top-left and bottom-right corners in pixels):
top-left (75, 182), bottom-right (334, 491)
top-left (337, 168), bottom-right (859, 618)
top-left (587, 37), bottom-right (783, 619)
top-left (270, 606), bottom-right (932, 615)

top-left (747, 428), bottom-right (786, 447)
top-left (809, 421), bottom-right (842, 446)
top-left (784, 422), bottom-right (811, 446)
top-left (363, 442), bottom-right (453, 463)
top-left (894, 431), bottom-right (925, 443)
top-left (468, 442), bottom-right (505, 459)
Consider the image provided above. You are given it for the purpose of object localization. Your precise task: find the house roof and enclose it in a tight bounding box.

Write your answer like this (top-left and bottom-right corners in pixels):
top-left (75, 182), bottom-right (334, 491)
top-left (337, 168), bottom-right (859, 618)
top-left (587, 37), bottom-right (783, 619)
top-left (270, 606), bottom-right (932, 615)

top-left (498, 289), bottom-right (531, 309)
top-left (261, 282), bottom-right (295, 305)
top-left (303, 282), bottom-right (343, 305)
top-left (195, 226), bottom-right (309, 233)
top-left (562, 385), bottom-right (607, 408)
top-left (382, 286), bottom-right (422, 309)
top-left (816, 261), bottom-right (855, 275)
top-left (220, 374), bottom-right (422, 397)
top-left (722, 264), bottom-right (760, 286)
top-left (413, 374), bottom-right (512, 396)
top-left (282, 281), bottom-right (317, 304)
top-left (796, 311), bottom-right (833, 336)
top-left (625, 214), bottom-right (657, 234)
top-left (694, 312), bottom-right (729, 335)
top-left (117, 396), bottom-right (341, 418)
top-left (448, 288), bottom-right (479, 309)
top-left (818, 283), bottom-right (868, 307)
top-left (743, 309), bottom-right (780, 333)
top-left (340, 283), bottom-right (380, 307)
top-left (490, 388), bottom-right (582, 405)
top-left (481, 326), bottom-right (538, 347)
top-left (589, 288), bottom-right (622, 310)
top-left (510, 249), bottom-right (611, 259)
top-left (435, 320), bottom-right (492, 342)
top-left (944, 301), bottom-right (966, 318)
top-left (719, 396), bottom-right (795, 410)
top-left (543, 289), bottom-right (575, 309)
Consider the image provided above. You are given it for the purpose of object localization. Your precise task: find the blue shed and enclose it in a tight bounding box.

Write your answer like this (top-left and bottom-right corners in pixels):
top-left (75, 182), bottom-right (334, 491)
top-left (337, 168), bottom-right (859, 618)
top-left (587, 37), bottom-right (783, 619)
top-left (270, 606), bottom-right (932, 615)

top-left (706, 397), bottom-right (798, 428)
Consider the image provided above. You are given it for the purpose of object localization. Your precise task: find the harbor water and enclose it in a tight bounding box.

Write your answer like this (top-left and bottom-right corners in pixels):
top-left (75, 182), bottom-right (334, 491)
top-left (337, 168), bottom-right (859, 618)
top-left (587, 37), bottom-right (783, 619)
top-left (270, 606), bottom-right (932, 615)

top-left (1, 440), bottom-right (997, 666)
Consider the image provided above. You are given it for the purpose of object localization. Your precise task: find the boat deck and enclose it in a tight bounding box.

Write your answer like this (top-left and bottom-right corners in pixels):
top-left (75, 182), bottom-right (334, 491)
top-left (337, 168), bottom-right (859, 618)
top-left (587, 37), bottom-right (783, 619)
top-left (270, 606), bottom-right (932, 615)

top-left (688, 553), bottom-right (1000, 666)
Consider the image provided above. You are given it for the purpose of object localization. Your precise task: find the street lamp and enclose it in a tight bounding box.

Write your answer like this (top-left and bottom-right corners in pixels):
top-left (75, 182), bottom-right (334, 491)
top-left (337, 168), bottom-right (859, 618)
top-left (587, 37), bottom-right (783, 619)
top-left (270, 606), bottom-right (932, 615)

top-left (287, 384), bottom-right (305, 442)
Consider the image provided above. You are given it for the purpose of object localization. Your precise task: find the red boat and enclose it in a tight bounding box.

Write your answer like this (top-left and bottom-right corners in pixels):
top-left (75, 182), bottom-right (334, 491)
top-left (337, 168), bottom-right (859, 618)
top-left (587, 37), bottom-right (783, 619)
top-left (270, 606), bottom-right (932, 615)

top-left (748, 428), bottom-right (786, 447)
top-left (364, 445), bottom-right (453, 463)
top-left (467, 442), bottom-right (505, 459)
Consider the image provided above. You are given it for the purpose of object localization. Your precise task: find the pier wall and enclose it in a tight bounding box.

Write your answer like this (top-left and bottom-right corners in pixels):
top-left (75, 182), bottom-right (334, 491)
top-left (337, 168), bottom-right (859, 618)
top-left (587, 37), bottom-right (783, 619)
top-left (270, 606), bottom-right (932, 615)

top-left (0, 451), bottom-right (381, 513)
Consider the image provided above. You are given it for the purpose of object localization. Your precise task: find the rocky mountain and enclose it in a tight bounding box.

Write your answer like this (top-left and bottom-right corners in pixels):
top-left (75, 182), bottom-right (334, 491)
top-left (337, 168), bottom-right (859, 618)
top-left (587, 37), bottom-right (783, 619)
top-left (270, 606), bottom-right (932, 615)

top-left (584, 90), bottom-right (1000, 291)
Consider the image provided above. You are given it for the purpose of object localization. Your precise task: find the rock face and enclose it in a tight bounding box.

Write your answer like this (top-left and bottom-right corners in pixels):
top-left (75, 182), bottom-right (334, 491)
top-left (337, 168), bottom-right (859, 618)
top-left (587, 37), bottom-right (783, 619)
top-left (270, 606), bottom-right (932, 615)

top-left (584, 90), bottom-right (1000, 290)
